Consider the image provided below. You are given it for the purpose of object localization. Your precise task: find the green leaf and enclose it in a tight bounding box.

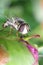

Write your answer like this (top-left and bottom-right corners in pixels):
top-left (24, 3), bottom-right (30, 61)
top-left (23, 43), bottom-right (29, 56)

top-left (0, 30), bottom-right (36, 65)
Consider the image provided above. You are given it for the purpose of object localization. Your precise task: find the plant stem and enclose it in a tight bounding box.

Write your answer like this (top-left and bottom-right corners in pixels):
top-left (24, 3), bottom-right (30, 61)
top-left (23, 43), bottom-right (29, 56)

top-left (23, 35), bottom-right (40, 41)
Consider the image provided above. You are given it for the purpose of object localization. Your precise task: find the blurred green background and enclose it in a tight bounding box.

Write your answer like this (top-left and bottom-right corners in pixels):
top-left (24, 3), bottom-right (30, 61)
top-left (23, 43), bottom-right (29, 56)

top-left (0, 0), bottom-right (43, 65)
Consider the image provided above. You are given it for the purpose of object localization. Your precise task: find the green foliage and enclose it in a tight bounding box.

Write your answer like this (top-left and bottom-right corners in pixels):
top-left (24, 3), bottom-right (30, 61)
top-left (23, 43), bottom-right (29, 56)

top-left (0, 0), bottom-right (43, 65)
top-left (0, 29), bottom-right (35, 65)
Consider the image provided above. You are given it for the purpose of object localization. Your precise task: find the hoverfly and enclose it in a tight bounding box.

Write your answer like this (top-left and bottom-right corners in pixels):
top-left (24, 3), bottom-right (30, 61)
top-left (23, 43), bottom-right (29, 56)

top-left (3, 17), bottom-right (30, 37)
top-left (2, 17), bottom-right (40, 65)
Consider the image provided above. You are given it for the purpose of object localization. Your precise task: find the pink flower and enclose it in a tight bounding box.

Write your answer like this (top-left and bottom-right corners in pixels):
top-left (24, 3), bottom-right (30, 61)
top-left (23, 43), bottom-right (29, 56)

top-left (27, 44), bottom-right (38, 61)
top-left (20, 34), bottom-right (40, 65)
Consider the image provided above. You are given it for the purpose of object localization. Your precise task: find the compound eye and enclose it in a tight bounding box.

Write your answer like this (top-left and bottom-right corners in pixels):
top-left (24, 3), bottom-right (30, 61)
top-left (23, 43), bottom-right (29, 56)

top-left (15, 22), bottom-right (16, 24)
top-left (14, 20), bottom-right (17, 24)
top-left (15, 21), bottom-right (19, 25)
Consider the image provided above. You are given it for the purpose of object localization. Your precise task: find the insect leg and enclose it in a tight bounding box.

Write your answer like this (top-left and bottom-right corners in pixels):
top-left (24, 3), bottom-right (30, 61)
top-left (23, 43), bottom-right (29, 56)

top-left (7, 26), bottom-right (13, 36)
top-left (16, 31), bottom-right (19, 38)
